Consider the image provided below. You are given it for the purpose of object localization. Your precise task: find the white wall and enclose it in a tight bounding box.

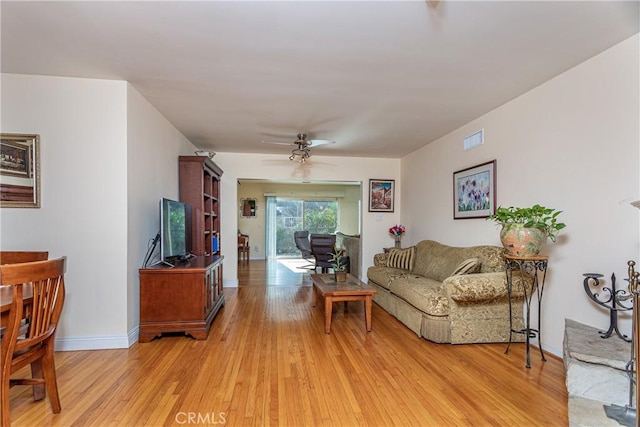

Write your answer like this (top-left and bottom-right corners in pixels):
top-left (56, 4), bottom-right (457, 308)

top-left (126, 85), bottom-right (196, 339)
top-left (0, 74), bottom-right (130, 348)
top-left (0, 74), bottom-right (196, 350)
top-left (401, 35), bottom-right (640, 356)
top-left (339, 185), bottom-right (361, 236)
top-left (213, 153), bottom-right (401, 285)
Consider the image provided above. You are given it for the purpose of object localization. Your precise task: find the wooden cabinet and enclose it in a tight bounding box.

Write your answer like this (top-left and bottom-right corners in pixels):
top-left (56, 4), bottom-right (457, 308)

top-left (179, 156), bottom-right (223, 257)
top-left (138, 256), bottom-right (224, 342)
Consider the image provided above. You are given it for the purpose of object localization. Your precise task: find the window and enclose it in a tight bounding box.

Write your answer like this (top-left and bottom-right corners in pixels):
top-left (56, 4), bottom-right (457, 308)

top-left (274, 199), bottom-right (338, 256)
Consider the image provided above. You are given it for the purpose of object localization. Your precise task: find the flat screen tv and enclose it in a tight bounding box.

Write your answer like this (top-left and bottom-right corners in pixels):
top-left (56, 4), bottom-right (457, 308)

top-left (160, 197), bottom-right (192, 265)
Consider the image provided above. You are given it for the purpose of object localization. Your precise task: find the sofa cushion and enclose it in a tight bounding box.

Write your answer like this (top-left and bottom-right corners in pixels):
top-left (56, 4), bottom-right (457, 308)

top-left (445, 271), bottom-right (527, 302)
top-left (411, 241), bottom-right (464, 281)
top-left (367, 266), bottom-right (406, 290)
top-left (470, 245), bottom-right (506, 273)
top-left (451, 258), bottom-right (481, 276)
top-left (387, 246), bottom-right (415, 270)
top-left (444, 272), bottom-right (517, 302)
top-left (390, 275), bottom-right (449, 316)
top-left (411, 240), bottom-right (505, 281)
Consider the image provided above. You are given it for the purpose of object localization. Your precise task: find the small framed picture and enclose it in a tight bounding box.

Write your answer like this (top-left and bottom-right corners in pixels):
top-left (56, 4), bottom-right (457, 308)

top-left (453, 160), bottom-right (496, 219)
top-left (0, 133), bottom-right (40, 208)
top-left (369, 179), bottom-right (395, 212)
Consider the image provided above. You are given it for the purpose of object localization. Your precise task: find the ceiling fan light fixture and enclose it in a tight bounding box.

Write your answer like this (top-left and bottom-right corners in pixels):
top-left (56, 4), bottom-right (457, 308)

top-left (262, 132), bottom-right (334, 164)
top-left (289, 146), bottom-right (312, 163)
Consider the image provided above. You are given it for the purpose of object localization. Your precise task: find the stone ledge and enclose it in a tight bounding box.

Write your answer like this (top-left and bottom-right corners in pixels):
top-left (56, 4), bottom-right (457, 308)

top-left (569, 397), bottom-right (625, 427)
top-left (565, 318), bottom-right (630, 370)
top-left (564, 319), bottom-right (633, 410)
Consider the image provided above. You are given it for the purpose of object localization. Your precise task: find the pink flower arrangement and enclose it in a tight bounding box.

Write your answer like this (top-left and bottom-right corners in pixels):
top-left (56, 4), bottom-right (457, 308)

top-left (389, 224), bottom-right (406, 236)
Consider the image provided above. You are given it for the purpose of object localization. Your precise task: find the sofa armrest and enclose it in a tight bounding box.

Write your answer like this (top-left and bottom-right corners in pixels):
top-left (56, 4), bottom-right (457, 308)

top-left (373, 253), bottom-right (388, 267)
top-left (443, 272), bottom-right (525, 303)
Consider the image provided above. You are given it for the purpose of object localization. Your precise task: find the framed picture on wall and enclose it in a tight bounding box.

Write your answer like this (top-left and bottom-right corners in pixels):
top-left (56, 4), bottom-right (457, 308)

top-left (369, 179), bottom-right (395, 212)
top-left (240, 198), bottom-right (257, 217)
top-left (0, 133), bottom-right (40, 208)
top-left (453, 160), bottom-right (496, 219)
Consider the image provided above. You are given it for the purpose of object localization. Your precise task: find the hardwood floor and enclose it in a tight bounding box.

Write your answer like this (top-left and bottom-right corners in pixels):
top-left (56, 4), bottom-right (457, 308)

top-left (8, 259), bottom-right (568, 426)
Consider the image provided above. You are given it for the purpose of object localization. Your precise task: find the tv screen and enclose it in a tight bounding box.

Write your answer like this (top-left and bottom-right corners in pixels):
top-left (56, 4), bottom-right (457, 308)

top-left (160, 198), bottom-right (192, 262)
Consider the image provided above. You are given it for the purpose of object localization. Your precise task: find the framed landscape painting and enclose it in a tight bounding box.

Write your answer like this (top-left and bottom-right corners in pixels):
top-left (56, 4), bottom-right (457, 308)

top-left (453, 160), bottom-right (496, 219)
top-left (369, 179), bottom-right (394, 212)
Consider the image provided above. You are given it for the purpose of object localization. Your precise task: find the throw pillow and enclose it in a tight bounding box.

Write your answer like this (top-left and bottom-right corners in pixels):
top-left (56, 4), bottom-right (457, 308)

top-left (387, 247), bottom-right (415, 270)
top-left (450, 258), bottom-right (481, 276)
top-left (373, 253), bottom-right (388, 267)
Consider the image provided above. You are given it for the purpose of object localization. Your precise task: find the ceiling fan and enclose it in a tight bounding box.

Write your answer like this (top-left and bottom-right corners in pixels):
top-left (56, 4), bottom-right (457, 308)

top-left (261, 133), bottom-right (336, 163)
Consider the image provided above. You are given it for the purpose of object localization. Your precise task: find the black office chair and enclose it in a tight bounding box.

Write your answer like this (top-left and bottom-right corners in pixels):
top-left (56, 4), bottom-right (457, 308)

top-left (293, 231), bottom-right (316, 270)
top-left (310, 234), bottom-right (337, 273)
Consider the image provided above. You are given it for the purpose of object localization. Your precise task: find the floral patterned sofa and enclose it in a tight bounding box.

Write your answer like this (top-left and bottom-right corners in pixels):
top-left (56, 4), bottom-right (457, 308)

top-left (367, 240), bottom-right (524, 344)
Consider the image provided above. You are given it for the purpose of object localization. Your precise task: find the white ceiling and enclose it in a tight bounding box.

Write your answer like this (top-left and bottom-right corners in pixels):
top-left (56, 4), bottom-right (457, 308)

top-left (1, 1), bottom-right (638, 159)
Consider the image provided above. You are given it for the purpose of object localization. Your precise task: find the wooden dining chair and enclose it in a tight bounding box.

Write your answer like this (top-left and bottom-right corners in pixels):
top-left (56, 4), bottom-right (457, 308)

top-left (0, 252), bottom-right (48, 265)
top-left (238, 235), bottom-right (250, 263)
top-left (0, 257), bottom-right (66, 427)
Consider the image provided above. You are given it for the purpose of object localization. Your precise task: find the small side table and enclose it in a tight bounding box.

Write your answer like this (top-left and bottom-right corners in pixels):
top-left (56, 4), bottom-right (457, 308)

top-left (504, 254), bottom-right (549, 368)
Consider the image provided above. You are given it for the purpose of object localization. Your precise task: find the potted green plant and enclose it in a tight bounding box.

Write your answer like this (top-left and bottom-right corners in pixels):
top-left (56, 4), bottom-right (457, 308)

top-left (487, 204), bottom-right (566, 257)
top-left (329, 250), bottom-right (349, 282)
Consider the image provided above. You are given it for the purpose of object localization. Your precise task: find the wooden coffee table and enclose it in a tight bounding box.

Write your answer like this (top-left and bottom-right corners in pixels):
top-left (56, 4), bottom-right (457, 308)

top-left (310, 273), bottom-right (378, 334)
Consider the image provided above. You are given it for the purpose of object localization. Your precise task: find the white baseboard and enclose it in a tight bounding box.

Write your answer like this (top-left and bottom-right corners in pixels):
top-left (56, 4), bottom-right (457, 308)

top-left (224, 279), bottom-right (239, 288)
top-left (542, 343), bottom-right (562, 358)
top-left (55, 326), bottom-right (139, 351)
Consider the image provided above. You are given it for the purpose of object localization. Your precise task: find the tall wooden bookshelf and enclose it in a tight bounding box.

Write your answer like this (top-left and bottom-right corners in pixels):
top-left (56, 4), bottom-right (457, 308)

top-left (179, 156), bottom-right (223, 257)
top-left (137, 156), bottom-right (224, 343)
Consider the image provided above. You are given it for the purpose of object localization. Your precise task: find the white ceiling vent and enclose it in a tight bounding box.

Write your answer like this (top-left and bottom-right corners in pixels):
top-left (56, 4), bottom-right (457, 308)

top-left (463, 129), bottom-right (484, 151)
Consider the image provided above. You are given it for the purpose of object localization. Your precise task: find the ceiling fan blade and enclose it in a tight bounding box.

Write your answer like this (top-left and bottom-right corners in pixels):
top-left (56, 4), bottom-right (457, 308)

top-left (307, 139), bottom-right (336, 147)
top-left (260, 140), bottom-right (295, 146)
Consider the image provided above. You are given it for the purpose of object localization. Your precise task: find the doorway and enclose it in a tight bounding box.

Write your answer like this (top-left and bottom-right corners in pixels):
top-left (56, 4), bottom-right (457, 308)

top-left (237, 180), bottom-right (361, 262)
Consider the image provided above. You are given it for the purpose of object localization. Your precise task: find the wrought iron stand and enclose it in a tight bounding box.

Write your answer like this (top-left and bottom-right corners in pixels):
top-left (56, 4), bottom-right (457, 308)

top-left (583, 261), bottom-right (638, 426)
top-left (582, 272), bottom-right (632, 342)
top-left (504, 254), bottom-right (548, 368)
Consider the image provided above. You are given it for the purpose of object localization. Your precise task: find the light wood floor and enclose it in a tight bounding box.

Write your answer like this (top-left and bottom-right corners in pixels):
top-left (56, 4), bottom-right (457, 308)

top-left (8, 259), bottom-right (568, 426)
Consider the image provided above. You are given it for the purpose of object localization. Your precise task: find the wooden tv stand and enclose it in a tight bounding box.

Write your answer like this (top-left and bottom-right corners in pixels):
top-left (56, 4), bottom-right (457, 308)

top-left (138, 255), bottom-right (224, 343)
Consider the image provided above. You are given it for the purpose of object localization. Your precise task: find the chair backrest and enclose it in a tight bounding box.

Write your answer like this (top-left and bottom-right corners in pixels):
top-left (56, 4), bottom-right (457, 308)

top-left (238, 235), bottom-right (249, 248)
top-left (310, 234), bottom-right (336, 268)
top-left (1, 257), bottom-right (66, 368)
top-left (294, 231), bottom-right (312, 257)
top-left (0, 251), bottom-right (49, 265)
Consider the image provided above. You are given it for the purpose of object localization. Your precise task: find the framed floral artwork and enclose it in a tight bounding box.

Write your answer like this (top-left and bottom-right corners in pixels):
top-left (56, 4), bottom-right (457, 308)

top-left (453, 160), bottom-right (496, 219)
top-left (0, 133), bottom-right (40, 208)
top-left (369, 179), bottom-right (394, 212)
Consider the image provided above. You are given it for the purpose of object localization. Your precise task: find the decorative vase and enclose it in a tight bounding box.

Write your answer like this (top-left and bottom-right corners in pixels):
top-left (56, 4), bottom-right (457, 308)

top-left (394, 235), bottom-right (402, 248)
top-left (334, 271), bottom-right (347, 282)
top-left (500, 224), bottom-right (547, 257)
